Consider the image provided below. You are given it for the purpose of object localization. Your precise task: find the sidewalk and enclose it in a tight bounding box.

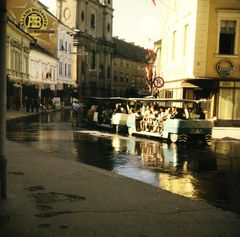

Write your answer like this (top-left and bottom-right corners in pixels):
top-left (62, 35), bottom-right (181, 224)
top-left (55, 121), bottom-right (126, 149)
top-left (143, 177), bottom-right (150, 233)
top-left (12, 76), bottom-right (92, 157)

top-left (1, 109), bottom-right (240, 236)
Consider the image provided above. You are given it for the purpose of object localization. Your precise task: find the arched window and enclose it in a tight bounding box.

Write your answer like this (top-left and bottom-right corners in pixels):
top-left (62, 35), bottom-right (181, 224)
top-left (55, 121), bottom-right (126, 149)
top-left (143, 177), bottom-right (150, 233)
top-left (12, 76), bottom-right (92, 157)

top-left (81, 11), bottom-right (84, 22)
top-left (99, 65), bottom-right (104, 78)
top-left (90, 51), bottom-right (95, 69)
top-left (91, 14), bottom-right (95, 29)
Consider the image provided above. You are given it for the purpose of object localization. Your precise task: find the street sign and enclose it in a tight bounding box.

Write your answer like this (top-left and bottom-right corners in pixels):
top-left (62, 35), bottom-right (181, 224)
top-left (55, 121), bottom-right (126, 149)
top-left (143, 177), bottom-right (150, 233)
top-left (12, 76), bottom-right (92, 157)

top-left (153, 77), bottom-right (164, 88)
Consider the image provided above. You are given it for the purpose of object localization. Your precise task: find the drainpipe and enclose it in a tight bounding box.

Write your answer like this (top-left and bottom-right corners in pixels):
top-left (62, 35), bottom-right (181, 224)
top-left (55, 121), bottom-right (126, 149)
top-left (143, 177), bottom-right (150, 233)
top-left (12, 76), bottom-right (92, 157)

top-left (0, 0), bottom-right (7, 199)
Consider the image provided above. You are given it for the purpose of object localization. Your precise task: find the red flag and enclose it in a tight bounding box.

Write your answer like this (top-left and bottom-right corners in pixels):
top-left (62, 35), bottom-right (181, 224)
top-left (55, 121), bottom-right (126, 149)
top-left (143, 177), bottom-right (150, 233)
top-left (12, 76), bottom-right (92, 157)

top-left (143, 62), bottom-right (152, 80)
top-left (152, 0), bottom-right (156, 6)
top-left (146, 49), bottom-right (153, 58)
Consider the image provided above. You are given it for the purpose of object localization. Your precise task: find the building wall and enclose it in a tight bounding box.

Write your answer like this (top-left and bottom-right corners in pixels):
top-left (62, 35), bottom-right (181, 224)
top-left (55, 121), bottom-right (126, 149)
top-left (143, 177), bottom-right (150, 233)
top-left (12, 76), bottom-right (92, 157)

top-left (205, 0), bottom-right (240, 79)
top-left (113, 55), bottom-right (146, 97)
top-left (57, 0), bottom-right (115, 97)
top-left (29, 50), bottom-right (58, 93)
top-left (57, 24), bottom-right (74, 89)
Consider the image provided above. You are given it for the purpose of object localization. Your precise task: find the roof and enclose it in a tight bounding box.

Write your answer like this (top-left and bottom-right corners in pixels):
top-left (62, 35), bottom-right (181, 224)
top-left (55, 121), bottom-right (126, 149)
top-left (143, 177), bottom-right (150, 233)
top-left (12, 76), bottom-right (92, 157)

top-left (31, 43), bottom-right (59, 60)
top-left (113, 37), bottom-right (149, 63)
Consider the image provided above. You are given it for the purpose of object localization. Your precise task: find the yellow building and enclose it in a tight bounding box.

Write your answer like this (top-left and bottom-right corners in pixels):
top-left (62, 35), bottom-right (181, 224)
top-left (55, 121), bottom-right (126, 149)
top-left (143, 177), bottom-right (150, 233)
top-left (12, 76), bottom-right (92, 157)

top-left (160, 0), bottom-right (240, 126)
top-left (113, 37), bottom-right (149, 97)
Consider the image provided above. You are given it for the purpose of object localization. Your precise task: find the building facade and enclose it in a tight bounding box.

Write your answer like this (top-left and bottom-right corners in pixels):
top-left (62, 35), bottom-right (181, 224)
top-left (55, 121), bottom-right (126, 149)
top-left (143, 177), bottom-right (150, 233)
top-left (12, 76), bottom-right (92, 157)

top-left (160, 0), bottom-right (240, 126)
top-left (113, 37), bottom-right (149, 97)
top-left (57, 0), bottom-right (115, 97)
top-left (29, 43), bottom-right (58, 96)
top-left (6, 13), bottom-right (35, 107)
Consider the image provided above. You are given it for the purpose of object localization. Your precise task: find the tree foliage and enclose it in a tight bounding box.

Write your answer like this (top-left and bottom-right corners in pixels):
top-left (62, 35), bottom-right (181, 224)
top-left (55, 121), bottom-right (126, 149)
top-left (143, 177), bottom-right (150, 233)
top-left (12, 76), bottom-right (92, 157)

top-left (23, 85), bottom-right (39, 98)
top-left (57, 90), bottom-right (66, 101)
top-left (124, 86), bottom-right (139, 98)
top-left (41, 88), bottom-right (54, 98)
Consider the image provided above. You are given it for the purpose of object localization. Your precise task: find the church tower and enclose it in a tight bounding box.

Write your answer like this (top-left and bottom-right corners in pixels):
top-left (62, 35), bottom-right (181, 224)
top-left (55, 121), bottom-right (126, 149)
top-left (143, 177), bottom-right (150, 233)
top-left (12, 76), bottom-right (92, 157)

top-left (57, 0), bottom-right (114, 97)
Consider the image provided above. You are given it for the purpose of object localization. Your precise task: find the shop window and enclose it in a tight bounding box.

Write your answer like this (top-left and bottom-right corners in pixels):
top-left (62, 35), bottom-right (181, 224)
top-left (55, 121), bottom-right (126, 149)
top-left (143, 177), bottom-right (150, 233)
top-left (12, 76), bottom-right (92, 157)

top-left (165, 90), bottom-right (173, 98)
top-left (219, 20), bottom-right (236, 55)
top-left (234, 89), bottom-right (240, 119)
top-left (218, 88), bottom-right (233, 119)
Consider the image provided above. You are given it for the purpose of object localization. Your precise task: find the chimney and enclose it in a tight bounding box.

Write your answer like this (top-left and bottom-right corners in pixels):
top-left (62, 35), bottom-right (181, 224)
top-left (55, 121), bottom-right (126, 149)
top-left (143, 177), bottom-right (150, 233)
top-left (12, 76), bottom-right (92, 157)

top-left (129, 42), bottom-right (134, 45)
top-left (114, 36), bottom-right (119, 39)
top-left (120, 39), bottom-right (125, 41)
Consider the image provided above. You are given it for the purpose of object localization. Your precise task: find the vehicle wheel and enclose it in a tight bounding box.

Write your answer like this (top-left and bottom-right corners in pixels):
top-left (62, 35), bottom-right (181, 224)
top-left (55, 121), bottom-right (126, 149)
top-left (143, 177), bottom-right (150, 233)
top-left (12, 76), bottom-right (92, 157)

top-left (128, 127), bottom-right (134, 135)
top-left (170, 133), bottom-right (179, 143)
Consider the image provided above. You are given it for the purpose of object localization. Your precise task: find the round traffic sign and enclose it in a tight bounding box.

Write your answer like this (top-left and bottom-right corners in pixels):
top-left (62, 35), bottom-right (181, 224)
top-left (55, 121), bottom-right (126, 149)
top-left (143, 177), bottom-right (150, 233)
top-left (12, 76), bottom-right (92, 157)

top-left (153, 77), bottom-right (164, 88)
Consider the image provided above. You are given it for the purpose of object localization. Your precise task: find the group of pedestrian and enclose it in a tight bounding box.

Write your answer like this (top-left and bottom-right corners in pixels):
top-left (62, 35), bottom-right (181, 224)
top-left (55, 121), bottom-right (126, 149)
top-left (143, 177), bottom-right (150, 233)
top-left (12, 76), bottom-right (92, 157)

top-left (25, 97), bottom-right (39, 113)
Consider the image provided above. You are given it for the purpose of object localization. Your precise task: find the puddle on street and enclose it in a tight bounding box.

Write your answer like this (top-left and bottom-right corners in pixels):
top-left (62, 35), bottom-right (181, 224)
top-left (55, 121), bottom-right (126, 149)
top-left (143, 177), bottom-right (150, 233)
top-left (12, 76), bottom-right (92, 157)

top-left (6, 110), bottom-right (240, 215)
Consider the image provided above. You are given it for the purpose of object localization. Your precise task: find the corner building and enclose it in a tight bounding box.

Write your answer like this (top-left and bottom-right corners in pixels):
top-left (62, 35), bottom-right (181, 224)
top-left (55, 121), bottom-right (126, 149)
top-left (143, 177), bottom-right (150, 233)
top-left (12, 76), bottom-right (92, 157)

top-left (57, 0), bottom-right (115, 97)
top-left (160, 0), bottom-right (240, 126)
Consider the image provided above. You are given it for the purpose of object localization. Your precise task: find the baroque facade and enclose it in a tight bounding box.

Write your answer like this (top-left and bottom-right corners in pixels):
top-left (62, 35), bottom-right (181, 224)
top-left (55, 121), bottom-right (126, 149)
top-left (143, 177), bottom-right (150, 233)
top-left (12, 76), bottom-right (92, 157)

top-left (159, 0), bottom-right (240, 126)
top-left (57, 0), bottom-right (115, 97)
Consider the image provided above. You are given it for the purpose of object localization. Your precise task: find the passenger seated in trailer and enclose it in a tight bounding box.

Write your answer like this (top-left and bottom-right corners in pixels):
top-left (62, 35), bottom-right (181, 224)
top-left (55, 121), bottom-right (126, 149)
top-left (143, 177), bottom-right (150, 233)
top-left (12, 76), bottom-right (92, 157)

top-left (152, 105), bottom-right (159, 118)
top-left (170, 107), bottom-right (184, 119)
top-left (113, 103), bottom-right (122, 114)
top-left (120, 104), bottom-right (127, 114)
top-left (96, 103), bottom-right (103, 124)
top-left (135, 111), bottom-right (143, 131)
top-left (152, 107), bottom-right (166, 133)
top-left (142, 111), bottom-right (155, 132)
top-left (197, 107), bottom-right (205, 119)
top-left (162, 108), bottom-right (172, 120)
top-left (102, 106), bottom-right (112, 124)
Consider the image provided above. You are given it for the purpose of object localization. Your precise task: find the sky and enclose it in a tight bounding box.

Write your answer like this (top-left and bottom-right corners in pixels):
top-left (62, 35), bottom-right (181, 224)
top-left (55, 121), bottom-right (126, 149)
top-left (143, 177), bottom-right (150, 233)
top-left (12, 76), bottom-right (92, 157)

top-left (40, 0), bottom-right (163, 49)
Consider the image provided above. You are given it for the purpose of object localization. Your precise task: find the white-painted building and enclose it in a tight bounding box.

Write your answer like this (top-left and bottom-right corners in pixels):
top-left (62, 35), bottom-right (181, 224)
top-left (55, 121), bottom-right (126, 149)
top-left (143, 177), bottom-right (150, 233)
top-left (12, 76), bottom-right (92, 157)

top-left (29, 43), bottom-right (58, 96)
top-left (56, 23), bottom-right (74, 91)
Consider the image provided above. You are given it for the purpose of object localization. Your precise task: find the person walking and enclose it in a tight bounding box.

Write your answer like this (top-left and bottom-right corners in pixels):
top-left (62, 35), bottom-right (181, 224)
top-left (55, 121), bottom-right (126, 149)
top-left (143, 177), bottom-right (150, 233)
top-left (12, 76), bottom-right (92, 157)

top-left (25, 97), bottom-right (31, 112)
top-left (72, 99), bottom-right (80, 126)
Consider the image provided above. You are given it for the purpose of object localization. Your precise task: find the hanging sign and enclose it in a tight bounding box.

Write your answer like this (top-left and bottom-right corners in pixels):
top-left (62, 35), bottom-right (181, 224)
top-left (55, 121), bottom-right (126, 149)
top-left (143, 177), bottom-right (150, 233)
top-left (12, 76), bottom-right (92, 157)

top-left (153, 77), bottom-right (164, 88)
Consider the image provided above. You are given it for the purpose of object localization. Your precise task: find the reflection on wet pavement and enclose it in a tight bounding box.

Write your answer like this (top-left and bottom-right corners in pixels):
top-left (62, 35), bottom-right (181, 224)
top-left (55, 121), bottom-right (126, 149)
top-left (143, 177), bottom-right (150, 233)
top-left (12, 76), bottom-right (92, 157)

top-left (6, 110), bottom-right (240, 215)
